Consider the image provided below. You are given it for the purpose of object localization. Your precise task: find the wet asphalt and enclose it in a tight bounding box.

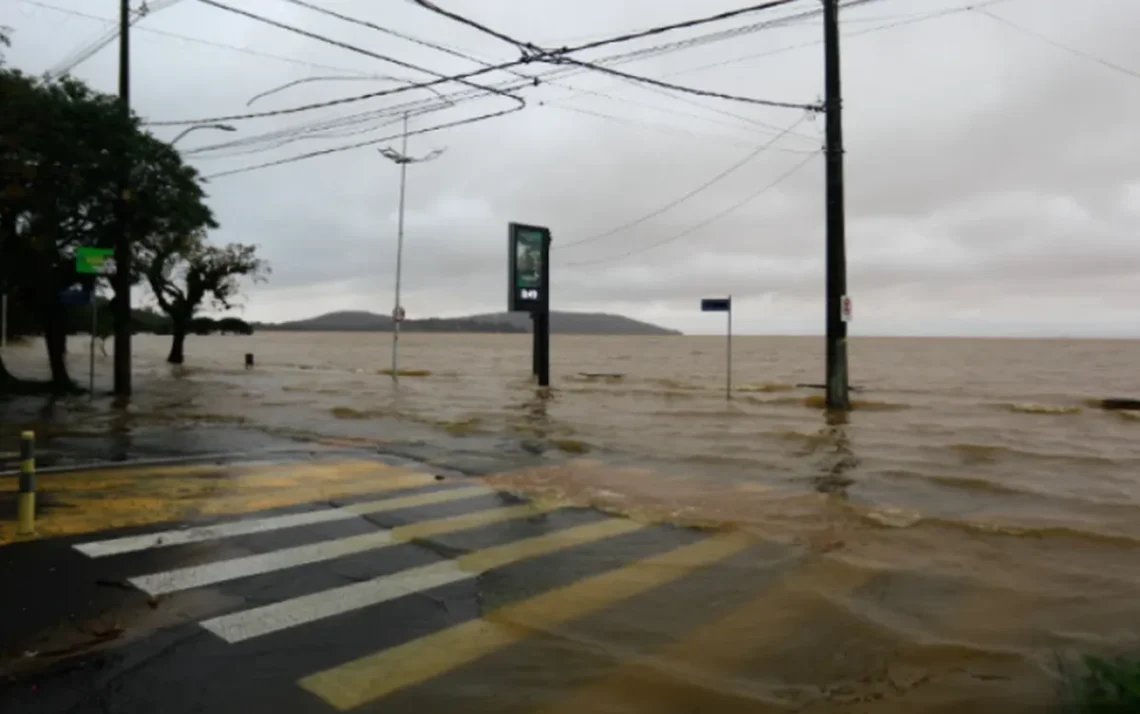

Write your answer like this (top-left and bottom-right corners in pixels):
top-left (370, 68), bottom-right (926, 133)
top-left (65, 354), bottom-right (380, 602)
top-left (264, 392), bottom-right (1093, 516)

top-left (0, 474), bottom-right (799, 714)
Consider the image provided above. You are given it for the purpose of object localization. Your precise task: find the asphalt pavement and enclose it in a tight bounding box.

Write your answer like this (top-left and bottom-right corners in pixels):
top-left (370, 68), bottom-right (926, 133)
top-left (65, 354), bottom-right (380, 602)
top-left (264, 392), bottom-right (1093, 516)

top-left (0, 456), bottom-right (813, 714)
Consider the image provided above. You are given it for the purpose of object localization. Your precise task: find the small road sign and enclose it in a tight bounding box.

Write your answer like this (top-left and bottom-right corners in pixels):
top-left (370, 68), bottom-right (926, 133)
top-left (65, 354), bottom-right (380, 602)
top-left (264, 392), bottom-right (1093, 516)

top-left (392, 306), bottom-right (406, 323)
top-left (841, 295), bottom-right (852, 322)
top-left (701, 297), bottom-right (731, 312)
top-left (76, 247), bottom-right (115, 276)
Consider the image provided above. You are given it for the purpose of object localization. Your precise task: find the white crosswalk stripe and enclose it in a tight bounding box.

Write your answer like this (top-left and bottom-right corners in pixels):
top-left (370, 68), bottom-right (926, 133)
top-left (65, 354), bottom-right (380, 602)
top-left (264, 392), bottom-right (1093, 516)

top-left (68, 475), bottom-right (754, 707)
top-left (74, 484), bottom-right (490, 557)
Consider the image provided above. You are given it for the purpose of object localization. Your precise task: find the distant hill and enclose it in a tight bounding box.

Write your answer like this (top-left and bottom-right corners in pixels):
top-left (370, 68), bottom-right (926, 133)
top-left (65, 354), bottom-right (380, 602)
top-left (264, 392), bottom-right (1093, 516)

top-left (253, 310), bottom-right (681, 336)
top-left (465, 312), bottom-right (682, 336)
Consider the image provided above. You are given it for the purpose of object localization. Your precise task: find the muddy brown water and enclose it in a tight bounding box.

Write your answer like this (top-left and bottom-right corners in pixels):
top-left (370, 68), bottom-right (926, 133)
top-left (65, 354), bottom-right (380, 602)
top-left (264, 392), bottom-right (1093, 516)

top-left (4, 332), bottom-right (1140, 711)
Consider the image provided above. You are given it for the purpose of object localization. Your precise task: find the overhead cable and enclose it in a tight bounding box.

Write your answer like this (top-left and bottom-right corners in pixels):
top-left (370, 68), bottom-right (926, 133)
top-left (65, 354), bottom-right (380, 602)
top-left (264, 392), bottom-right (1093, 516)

top-left (978, 9), bottom-right (1140, 81)
top-left (557, 115), bottom-right (812, 251)
top-left (149, 0), bottom-right (817, 126)
top-left (21, 0), bottom-right (383, 76)
top-left (563, 151), bottom-right (820, 267)
top-left (195, 0), bottom-right (524, 107)
top-left (553, 57), bottom-right (820, 111)
top-left (204, 105), bottom-right (524, 179)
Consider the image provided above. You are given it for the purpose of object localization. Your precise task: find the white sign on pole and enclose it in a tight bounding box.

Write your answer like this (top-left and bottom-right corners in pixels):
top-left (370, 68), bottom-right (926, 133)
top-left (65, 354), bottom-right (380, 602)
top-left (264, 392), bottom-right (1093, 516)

top-left (841, 295), bottom-right (852, 322)
top-left (392, 306), bottom-right (406, 323)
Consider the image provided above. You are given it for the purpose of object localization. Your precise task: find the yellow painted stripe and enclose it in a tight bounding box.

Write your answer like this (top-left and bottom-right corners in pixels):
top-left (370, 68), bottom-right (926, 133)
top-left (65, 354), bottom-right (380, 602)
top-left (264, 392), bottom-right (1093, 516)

top-left (299, 533), bottom-right (754, 710)
top-left (16, 492), bottom-right (36, 536)
top-left (19, 459), bottom-right (34, 474)
top-left (391, 503), bottom-right (558, 541)
top-left (455, 518), bottom-right (644, 573)
top-left (345, 485), bottom-right (490, 515)
top-left (204, 517), bottom-right (644, 643)
top-left (1, 461), bottom-right (443, 546)
top-left (534, 555), bottom-right (877, 714)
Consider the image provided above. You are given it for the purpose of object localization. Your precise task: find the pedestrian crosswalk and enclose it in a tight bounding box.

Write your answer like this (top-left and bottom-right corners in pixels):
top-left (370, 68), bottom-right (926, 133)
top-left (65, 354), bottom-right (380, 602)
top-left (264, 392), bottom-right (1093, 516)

top-left (69, 469), bottom-right (769, 711)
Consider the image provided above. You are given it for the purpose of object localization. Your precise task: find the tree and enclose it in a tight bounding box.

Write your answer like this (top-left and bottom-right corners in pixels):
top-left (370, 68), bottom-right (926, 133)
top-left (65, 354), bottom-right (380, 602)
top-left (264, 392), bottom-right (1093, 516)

top-left (145, 232), bottom-right (267, 364)
top-left (0, 67), bottom-right (216, 391)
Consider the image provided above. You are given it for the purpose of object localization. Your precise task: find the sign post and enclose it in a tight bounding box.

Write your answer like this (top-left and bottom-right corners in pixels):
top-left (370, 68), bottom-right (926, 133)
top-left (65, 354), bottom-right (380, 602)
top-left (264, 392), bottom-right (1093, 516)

top-left (701, 296), bottom-right (733, 400)
top-left (76, 247), bottom-right (114, 398)
top-left (508, 223), bottom-right (552, 387)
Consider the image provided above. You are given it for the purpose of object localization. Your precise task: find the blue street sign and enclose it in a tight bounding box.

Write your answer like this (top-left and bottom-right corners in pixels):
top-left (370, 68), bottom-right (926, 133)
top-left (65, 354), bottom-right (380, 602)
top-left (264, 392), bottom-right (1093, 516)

top-left (701, 297), bottom-right (731, 312)
top-left (59, 288), bottom-right (92, 306)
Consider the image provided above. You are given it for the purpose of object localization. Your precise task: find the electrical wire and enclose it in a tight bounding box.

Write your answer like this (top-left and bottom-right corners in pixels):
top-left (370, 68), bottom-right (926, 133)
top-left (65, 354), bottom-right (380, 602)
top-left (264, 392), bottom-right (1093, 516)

top-left (659, 0), bottom-right (1011, 81)
top-left (195, 0), bottom-right (525, 106)
top-left (545, 82), bottom-right (818, 143)
top-left (20, 0), bottom-right (384, 76)
top-left (408, 0), bottom-right (533, 53)
top-left (978, 9), bottom-right (1140, 81)
top-left (46, 0), bottom-right (186, 77)
top-left (276, 0), bottom-right (538, 83)
top-left (542, 102), bottom-right (817, 153)
top-left (563, 150), bottom-right (819, 267)
top-left (294, 0), bottom-right (815, 142)
top-left (204, 104), bottom-right (524, 179)
top-left (553, 57), bottom-right (819, 111)
top-left (557, 115), bottom-right (811, 251)
top-left (556, 0), bottom-right (806, 55)
top-left (245, 75), bottom-right (437, 107)
top-left (149, 0), bottom-right (818, 126)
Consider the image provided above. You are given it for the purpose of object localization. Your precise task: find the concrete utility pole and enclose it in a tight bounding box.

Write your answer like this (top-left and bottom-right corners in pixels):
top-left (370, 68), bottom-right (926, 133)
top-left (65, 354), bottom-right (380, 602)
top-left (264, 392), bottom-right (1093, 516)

top-left (823, 0), bottom-right (850, 411)
top-left (377, 114), bottom-right (445, 381)
top-left (113, 0), bottom-right (132, 396)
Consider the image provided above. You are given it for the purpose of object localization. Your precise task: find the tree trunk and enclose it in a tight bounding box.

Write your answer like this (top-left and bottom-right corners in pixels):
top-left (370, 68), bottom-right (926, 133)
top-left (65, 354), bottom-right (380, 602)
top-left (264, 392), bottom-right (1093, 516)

top-left (167, 319), bottom-right (187, 364)
top-left (42, 302), bottom-right (75, 391)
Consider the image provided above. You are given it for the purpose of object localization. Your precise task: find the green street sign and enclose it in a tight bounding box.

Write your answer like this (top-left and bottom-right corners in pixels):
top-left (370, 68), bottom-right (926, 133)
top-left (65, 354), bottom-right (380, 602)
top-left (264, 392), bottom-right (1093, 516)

top-left (76, 247), bottom-right (115, 275)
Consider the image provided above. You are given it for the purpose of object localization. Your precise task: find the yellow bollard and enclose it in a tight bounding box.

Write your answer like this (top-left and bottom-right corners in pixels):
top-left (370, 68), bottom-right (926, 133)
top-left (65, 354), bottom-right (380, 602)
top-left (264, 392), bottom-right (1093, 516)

top-left (17, 430), bottom-right (35, 536)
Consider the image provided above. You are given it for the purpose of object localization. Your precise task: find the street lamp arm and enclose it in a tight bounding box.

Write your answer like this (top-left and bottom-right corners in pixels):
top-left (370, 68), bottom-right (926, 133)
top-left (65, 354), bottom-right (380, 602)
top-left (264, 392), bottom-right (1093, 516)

top-left (377, 146), bottom-right (446, 164)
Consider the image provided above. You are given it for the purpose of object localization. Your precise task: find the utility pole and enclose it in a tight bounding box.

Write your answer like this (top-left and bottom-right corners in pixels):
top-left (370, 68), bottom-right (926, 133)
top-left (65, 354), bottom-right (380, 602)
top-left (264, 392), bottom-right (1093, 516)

top-left (823, 0), bottom-right (849, 411)
top-left (377, 115), bottom-right (445, 381)
top-left (113, 0), bottom-right (132, 396)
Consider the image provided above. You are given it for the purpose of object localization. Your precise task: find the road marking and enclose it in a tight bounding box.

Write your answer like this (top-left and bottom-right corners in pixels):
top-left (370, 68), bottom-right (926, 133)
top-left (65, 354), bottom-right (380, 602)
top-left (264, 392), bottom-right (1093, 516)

top-left (299, 532), bottom-right (753, 710)
top-left (202, 518), bottom-right (645, 644)
top-left (129, 502), bottom-right (558, 596)
top-left (533, 555), bottom-right (877, 714)
top-left (75, 485), bottom-right (490, 557)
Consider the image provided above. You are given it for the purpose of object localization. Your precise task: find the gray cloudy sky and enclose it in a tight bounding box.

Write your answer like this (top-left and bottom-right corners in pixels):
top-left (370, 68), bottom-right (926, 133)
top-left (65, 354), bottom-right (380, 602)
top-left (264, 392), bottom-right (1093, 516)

top-left (5, 0), bottom-right (1140, 336)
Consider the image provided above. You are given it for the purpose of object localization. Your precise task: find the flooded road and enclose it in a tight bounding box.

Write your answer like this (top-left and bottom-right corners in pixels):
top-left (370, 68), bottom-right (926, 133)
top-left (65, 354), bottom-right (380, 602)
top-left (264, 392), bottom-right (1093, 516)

top-left (3, 332), bottom-right (1139, 711)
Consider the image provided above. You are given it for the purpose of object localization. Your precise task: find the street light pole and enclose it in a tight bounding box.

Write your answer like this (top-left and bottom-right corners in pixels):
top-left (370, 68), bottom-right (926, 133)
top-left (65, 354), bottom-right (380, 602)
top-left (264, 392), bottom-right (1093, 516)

top-left (377, 114), bottom-right (445, 382)
top-left (392, 114), bottom-right (409, 380)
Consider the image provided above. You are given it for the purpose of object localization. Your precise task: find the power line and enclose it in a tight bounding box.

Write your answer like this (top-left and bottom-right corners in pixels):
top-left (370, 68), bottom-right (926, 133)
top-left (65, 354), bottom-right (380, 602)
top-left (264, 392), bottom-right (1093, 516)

top-left (46, 0), bottom-right (186, 77)
top-left (978, 9), bottom-right (1140, 81)
top-left (541, 101), bottom-right (817, 152)
top-left (276, 0), bottom-right (537, 82)
top-left (544, 82), bottom-right (818, 143)
top-left (195, 0), bottom-right (524, 106)
top-left (564, 151), bottom-right (820, 267)
top-left (554, 56), bottom-right (819, 111)
top-left (657, 0), bottom-right (1012, 81)
top-left (203, 104), bottom-right (524, 179)
top-left (149, 0), bottom-right (816, 126)
top-left (557, 0), bottom-right (806, 55)
top-left (408, 0), bottom-right (533, 52)
top-left (20, 0), bottom-right (384, 76)
top-left (557, 115), bottom-right (811, 251)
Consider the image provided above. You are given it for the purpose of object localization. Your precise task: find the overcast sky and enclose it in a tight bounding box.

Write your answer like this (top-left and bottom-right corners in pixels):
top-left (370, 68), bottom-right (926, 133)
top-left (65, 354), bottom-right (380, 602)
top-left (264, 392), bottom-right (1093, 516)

top-left (4, 0), bottom-right (1140, 336)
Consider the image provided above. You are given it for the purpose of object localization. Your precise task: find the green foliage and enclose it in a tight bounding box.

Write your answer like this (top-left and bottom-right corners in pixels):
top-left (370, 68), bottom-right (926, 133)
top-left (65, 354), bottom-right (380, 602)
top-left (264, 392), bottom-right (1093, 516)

top-left (1068, 655), bottom-right (1140, 713)
top-left (0, 64), bottom-right (218, 389)
top-left (144, 232), bottom-right (267, 362)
